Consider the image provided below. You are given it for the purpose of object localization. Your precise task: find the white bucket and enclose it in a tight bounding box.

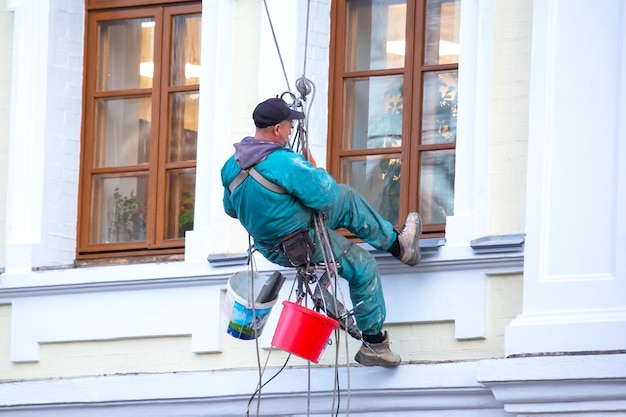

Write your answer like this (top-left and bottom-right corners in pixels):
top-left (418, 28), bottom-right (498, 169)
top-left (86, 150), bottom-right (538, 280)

top-left (223, 271), bottom-right (279, 340)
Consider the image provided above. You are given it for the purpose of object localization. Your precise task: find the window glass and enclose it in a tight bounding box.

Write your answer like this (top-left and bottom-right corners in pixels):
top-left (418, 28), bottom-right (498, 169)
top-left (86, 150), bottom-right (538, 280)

top-left (341, 154), bottom-right (401, 224)
top-left (168, 92), bottom-right (198, 162)
top-left (94, 97), bottom-right (151, 167)
top-left (419, 150), bottom-right (455, 224)
top-left (421, 71), bottom-right (458, 145)
top-left (170, 13), bottom-right (202, 86)
top-left (345, 0), bottom-right (406, 71)
top-left (165, 169), bottom-right (196, 239)
top-left (97, 18), bottom-right (155, 91)
top-left (343, 75), bottom-right (404, 150)
top-left (424, 0), bottom-right (461, 65)
top-left (90, 175), bottom-right (149, 244)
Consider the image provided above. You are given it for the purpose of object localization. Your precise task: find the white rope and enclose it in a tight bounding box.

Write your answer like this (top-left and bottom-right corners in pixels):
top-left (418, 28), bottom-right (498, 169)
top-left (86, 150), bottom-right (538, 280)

top-left (262, 0), bottom-right (291, 92)
top-left (248, 240), bottom-right (263, 417)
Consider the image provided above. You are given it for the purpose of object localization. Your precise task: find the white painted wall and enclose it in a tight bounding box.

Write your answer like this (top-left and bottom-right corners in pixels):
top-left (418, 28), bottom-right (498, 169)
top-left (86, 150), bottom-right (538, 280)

top-left (0, 0), bottom-right (12, 270)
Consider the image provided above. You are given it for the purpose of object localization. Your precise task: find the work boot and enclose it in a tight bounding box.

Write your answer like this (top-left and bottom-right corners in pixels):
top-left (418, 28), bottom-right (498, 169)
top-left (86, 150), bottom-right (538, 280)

top-left (354, 331), bottom-right (401, 368)
top-left (396, 212), bottom-right (422, 266)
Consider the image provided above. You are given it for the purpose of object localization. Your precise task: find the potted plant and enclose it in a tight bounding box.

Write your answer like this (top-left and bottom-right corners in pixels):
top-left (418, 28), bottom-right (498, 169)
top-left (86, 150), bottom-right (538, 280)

top-left (109, 186), bottom-right (146, 242)
top-left (178, 192), bottom-right (194, 237)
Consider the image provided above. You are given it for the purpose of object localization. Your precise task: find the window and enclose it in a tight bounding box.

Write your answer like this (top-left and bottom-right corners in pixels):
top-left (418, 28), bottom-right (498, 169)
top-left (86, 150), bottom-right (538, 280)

top-left (328, 0), bottom-right (460, 237)
top-left (77, 1), bottom-right (201, 258)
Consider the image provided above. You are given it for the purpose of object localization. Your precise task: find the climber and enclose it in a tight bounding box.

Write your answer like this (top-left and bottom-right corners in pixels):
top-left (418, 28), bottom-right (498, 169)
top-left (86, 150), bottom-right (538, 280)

top-left (221, 97), bottom-right (422, 367)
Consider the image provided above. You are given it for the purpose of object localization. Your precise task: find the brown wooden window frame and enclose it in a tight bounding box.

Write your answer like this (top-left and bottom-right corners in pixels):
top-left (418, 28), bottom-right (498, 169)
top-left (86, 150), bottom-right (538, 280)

top-left (77, 0), bottom-right (201, 260)
top-left (327, 0), bottom-right (459, 239)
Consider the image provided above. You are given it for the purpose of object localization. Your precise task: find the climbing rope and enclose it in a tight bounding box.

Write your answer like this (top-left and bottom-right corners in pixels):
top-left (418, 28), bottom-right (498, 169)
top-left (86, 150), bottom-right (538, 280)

top-left (249, 2), bottom-right (354, 416)
top-left (262, 0), bottom-right (292, 92)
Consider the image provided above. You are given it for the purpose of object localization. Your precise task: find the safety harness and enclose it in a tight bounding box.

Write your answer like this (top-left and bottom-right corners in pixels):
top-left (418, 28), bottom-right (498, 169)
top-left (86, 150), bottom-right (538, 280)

top-left (228, 158), bottom-right (287, 194)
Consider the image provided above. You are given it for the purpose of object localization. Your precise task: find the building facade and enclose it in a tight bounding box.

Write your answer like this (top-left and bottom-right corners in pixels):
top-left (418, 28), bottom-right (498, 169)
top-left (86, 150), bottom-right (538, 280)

top-left (0, 0), bottom-right (624, 416)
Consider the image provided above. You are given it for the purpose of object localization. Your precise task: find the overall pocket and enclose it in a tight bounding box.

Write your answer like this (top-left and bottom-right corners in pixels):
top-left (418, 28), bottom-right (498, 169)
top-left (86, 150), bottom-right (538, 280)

top-left (278, 228), bottom-right (316, 267)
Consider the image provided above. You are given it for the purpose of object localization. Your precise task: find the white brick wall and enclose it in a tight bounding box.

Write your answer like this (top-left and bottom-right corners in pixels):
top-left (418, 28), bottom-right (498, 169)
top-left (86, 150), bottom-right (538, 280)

top-left (38, 0), bottom-right (84, 266)
top-left (297, 0), bottom-right (330, 164)
top-left (5, 0), bottom-right (84, 270)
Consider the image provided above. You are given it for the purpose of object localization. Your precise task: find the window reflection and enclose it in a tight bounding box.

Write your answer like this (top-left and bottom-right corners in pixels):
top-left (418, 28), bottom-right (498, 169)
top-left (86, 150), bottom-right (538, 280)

top-left (341, 155), bottom-right (401, 224)
top-left (343, 75), bottom-right (404, 150)
top-left (171, 13), bottom-right (202, 86)
top-left (424, 0), bottom-right (461, 65)
top-left (422, 71), bottom-right (458, 145)
top-left (419, 150), bottom-right (455, 224)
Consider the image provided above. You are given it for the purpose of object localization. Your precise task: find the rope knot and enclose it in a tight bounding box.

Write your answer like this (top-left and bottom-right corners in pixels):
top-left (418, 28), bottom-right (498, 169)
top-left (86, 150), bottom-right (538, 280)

top-left (295, 76), bottom-right (314, 100)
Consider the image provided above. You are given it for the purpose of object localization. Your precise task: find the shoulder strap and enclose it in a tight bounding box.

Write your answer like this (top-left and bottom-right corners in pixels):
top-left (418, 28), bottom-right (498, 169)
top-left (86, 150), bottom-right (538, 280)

top-left (228, 169), bottom-right (249, 192)
top-left (228, 167), bottom-right (287, 194)
top-left (248, 167), bottom-right (287, 194)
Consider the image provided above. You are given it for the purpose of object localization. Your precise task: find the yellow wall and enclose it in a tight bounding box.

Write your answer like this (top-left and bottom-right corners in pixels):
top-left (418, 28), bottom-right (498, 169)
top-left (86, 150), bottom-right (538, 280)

top-left (489, 0), bottom-right (533, 235)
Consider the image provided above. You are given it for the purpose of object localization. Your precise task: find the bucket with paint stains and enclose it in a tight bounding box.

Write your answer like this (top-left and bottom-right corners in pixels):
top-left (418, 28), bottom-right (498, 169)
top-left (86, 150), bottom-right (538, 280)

top-left (272, 300), bottom-right (339, 363)
top-left (223, 271), bottom-right (284, 340)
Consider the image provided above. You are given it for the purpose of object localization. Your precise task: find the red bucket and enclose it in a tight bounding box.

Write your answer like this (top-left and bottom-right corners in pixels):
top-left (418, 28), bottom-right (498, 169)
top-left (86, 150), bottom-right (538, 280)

top-left (272, 300), bottom-right (339, 363)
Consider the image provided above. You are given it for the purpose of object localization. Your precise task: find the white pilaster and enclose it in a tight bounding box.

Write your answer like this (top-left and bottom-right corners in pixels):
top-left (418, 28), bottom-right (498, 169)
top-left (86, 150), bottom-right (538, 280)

top-left (4, 0), bottom-right (83, 270)
top-left (184, 0), bottom-right (236, 262)
top-left (506, 0), bottom-right (626, 356)
top-left (4, 0), bottom-right (50, 273)
top-left (446, 0), bottom-right (495, 246)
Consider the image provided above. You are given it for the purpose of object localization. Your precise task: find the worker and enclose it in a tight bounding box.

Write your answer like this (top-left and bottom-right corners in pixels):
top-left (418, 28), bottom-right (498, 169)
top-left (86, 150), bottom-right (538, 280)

top-left (221, 97), bottom-right (422, 367)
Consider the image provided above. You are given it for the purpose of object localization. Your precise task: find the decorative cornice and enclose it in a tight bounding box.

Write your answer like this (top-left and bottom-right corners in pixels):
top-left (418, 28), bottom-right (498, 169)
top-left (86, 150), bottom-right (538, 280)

top-left (208, 235), bottom-right (525, 275)
top-left (1, 237), bottom-right (524, 299)
top-left (477, 353), bottom-right (626, 415)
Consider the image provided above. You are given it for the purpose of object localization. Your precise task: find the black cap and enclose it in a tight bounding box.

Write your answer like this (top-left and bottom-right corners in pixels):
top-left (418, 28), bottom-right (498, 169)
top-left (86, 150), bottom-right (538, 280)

top-left (252, 98), bottom-right (305, 128)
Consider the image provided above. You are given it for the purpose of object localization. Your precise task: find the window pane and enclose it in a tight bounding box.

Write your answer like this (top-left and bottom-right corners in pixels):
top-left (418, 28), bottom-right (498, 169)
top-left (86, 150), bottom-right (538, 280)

top-left (345, 0), bottom-right (406, 71)
top-left (419, 150), bottom-right (455, 224)
top-left (97, 18), bottom-right (154, 91)
top-left (168, 92), bottom-right (198, 162)
top-left (90, 176), bottom-right (149, 244)
top-left (341, 154), bottom-right (401, 224)
top-left (171, 13), bottom-right (202, 86)
top-left (424, 0), bottom-right (461, 65)
top-left (343, 75), bottom-right (404, 150)
top-left (421, 70), bottom-right (457, 145)
top-left (165, 169), bottom-right (196, 239)
top-left (94, 97), bottom-right (151, 167)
